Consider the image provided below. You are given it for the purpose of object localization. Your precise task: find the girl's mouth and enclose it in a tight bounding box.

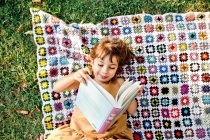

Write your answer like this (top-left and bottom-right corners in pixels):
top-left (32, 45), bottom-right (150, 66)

top-left (100, 75), bottom-right (108, 79)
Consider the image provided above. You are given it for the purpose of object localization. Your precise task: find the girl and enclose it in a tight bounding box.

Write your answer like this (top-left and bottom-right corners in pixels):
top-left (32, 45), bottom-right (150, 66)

top-left (46, 38), bottom-right (143, 140)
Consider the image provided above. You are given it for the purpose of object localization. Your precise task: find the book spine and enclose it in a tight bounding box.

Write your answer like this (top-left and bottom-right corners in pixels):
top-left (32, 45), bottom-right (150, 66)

top-left (97, 108), bottom-right (121, 134)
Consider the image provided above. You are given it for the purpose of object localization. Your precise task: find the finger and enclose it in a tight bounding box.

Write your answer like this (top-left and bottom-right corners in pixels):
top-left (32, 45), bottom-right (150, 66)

top-left (137, 86), bottom-right (144, 96)
top-left (79, 71), bottom-right (88, 81)
top-left (80, 77), bottom-right (86, 84)
top-left (139, 86), bottom-right (144, 92)
top-left (139, 90), bottom-right (143, 95)
top-left (139, 85), bottom-right (144, 90)
top-left (76, 73), bottom-right (83, 82)
top-left (137, 91), bottom-right (142, 96)
top-left (137, 93), bottom-right (141, 96)
top-left (83, 67), bottom-right (92, 76)
top-left (85, 67), bottom-right (92, 75)
top-left (75, 74), bottom-right (81, 82)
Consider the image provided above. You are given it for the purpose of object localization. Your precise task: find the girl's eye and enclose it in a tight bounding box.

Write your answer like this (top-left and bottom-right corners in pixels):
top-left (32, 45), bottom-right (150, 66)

top-left (109, 67), bottom-right (116, 69)
top-left (98, 64), bottom-right (103, 67)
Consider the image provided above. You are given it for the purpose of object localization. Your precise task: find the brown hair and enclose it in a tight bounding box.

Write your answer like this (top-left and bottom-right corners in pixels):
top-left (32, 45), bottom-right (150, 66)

top-left (89, 38), bottom-right (136, 66)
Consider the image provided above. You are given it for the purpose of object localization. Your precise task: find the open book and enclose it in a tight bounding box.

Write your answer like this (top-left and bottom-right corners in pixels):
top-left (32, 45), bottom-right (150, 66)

top-left (75, 75), bottom-right (142, 134)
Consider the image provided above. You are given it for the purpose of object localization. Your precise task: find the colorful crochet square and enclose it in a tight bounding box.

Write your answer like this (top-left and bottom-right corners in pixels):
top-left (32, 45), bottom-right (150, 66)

top-left (30, 8), bottom-right (210, 139)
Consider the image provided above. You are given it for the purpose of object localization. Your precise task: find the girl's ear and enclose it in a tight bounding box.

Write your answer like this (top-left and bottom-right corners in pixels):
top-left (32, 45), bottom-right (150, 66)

top-left (85, 54), bottom-right (92, 63)
top-left (87, 55), bottom-right (94, 65)
top-left (90, 58), bottom-right (94, 65)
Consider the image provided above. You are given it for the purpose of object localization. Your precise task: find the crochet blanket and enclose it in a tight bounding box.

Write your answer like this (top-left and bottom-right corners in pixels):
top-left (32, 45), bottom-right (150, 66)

top-left (30, 8), bottom-right (210, 139)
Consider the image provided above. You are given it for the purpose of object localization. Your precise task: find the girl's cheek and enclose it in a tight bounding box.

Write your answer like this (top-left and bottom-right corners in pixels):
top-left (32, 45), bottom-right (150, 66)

top-left (111, 70), bottom-right (117, 75)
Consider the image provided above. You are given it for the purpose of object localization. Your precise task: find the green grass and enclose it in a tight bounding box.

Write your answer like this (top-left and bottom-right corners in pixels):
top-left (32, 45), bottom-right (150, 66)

top-left (0, 0), bottom-right (209, 139)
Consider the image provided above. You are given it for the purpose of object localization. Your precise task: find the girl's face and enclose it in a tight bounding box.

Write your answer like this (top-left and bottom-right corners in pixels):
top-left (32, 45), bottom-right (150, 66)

top-left (91, 55), bottom-right (118, 83)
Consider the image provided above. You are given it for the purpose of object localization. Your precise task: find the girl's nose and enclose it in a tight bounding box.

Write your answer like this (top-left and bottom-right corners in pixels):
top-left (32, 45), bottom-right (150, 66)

top-left (102, 67), bottom-right (108, 74)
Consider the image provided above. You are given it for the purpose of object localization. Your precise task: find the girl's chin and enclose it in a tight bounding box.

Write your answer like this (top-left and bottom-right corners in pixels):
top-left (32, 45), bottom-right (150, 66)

top-left (96, 76), bottom-right (111, 83)
top-left (99, 78), bottom-right (109, 82)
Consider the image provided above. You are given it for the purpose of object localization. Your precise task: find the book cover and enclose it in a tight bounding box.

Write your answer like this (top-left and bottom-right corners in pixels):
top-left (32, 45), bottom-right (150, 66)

top-left (75, 75), bottom-right (141, 133)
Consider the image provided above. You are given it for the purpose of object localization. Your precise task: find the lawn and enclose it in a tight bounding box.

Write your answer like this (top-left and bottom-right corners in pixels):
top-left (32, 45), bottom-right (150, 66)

top-left (0, 0), bottom-right (209, 139)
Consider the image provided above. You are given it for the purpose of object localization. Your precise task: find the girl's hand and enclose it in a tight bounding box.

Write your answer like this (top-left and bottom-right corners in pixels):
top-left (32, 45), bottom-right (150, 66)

top-left (137, 85), bottom-right (144, 96)
top-left (73, 67), bottom-right (92, 84)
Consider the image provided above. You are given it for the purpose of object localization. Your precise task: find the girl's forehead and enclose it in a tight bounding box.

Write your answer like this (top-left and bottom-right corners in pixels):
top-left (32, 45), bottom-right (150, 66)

top-left (97, 55), bottom-right (118, 64)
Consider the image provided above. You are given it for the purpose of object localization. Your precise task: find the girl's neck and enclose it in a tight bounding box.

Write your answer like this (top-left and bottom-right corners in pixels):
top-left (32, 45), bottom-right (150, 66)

top-left (94, 78), bottom-right (111, 85)
top-left (92, 74), bottom-right (114, 85)
top-left (92, 74), bottom-right (117, 85)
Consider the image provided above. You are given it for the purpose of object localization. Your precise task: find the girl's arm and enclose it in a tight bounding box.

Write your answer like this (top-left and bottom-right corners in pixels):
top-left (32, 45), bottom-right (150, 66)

top-left (117, 78), bottom-right (138, 115)
top-left (127, 100), bottom-right (137, 114)
top-left (53, 67), bottom-right (92, 92)
top-left (127, 86), bottom-right (143, 115)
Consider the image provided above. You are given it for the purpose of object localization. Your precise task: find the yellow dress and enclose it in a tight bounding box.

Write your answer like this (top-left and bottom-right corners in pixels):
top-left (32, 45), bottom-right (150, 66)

top-left (46, 107), bottom-right (133, 140)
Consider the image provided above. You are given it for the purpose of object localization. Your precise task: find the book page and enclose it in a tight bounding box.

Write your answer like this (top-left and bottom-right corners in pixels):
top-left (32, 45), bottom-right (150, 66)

top-left (87, 75), bottom-right (116, 105)
top-left (117, 82), bottom-right (141, 106)
top-left (115, 79), bottom-right (133, 102)
top-left (121, 87), bottom-right (140, 109)
top-left (76, 79), bottom-right (115, 131)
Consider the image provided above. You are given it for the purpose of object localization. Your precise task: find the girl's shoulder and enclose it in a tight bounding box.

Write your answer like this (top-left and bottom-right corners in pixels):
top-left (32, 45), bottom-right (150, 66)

top-left (113, 77), bottom-right (125, 86)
